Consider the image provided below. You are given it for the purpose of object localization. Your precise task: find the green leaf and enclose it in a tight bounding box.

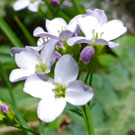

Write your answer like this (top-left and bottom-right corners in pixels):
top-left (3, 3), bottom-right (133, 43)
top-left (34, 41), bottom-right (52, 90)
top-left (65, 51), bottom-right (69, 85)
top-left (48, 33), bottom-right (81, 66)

top-left (0, 16), bottom-right (23, 47)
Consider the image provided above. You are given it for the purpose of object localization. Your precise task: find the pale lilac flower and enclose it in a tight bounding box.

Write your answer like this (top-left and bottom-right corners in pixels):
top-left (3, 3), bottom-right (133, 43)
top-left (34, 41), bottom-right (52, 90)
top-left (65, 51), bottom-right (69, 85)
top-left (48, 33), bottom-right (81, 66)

top-left (9, 39), bottom-right (58, 82)
top-left (33, 16), bottom-right (82, 45)
top-left (24, 54), bottom-right (94, 122)
top-left (55, 51), bottom-right (62, 59)
top-left (13, 0), bottom-right (44, 12)
top-left (80, 46), bottom-right (95, 64)
top-left (0, 104), bottom-right (8, 113)
top-left (67, 9), bottom-right (127, 48)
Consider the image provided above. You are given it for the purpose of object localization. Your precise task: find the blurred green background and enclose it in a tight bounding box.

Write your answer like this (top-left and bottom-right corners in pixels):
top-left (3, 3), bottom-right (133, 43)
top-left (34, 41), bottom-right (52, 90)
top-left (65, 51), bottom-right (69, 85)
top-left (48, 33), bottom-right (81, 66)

top-left (0, 0), bottom-right (134, 135)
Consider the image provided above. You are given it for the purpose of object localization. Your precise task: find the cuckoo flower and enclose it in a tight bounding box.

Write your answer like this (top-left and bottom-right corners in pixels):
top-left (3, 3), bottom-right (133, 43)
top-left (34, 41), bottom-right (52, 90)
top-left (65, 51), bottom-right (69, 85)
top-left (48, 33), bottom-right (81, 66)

top-left (33, 16), bottom-right (82, 45)
top-left (67, 9), bottom-right (127, 48)
top-left (24, 54), bottom-right (94, 122)
top-left (9, 39), bottom-right (58, 82)
top-left (13, 0), bottom-right (44, 12)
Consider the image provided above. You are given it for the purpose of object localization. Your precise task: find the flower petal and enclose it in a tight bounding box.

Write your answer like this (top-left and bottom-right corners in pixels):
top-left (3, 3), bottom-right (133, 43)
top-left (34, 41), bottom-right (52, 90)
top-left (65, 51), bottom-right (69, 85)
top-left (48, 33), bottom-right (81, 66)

top-left (9, 69), bottom-right (34, 82)
top-left (40, 39), bottom-right (59, 71)
top-left (78, 15), bottom-right (99, 39)
top-left (13, 0), bottom-right (29, 11)
top-left (86, 9), bottom-right (107, 24)
top-left (11, 47), bottom-right (24, 57)
top-left (67, 15), bottom-right (83, 32)
top-left (66, 80), bottom-right (94, 106)
top-left (23, 74), bottom-right (54, 99)
top-left (101, 19), bottom-right (127, 41)
top-left (54, 54), bottom-right (79, 85)
top-left (28, 1), bottom-right (41, 12)
top-left (37, 97), bottom-right (66, 122)
top-left (46, 18), bottom-right (68, 37)
top-left (59, 30), bottom-right (73, 41)
top-left (33, 27), bottom-right (58, 39)
top-left (15, 48), bottom-right (39, 69)
top-left (67, 37), bottom-right (89, 46)
top-left (108, 41), bottom-right (119, 48)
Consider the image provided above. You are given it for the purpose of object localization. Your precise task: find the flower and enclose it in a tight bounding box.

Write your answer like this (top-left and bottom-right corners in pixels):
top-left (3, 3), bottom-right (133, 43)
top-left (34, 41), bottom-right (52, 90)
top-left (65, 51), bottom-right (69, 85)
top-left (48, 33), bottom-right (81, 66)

top-left (9, 39), bottom-right (58, 82)
top-left (13, 0), bottom-right (44, 12)
top-left (23, 54), bottom-right (94, 122)
top-left (33, 16), bottom-right (82, 45)
top-left (80, 46), bottom-right (95, 64)
top-left (67, 9), bottom-right (127, 48)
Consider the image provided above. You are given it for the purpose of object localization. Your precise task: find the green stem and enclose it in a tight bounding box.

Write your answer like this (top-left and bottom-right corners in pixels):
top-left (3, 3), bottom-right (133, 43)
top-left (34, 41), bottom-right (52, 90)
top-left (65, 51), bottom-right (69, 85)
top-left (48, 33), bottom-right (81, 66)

top-left (82, 104), bottom-right (95, 135)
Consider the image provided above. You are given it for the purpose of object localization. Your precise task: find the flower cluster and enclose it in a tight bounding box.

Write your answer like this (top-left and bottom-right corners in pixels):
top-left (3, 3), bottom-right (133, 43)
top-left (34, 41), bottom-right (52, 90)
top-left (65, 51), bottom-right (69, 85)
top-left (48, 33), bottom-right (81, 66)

top-left (10, 8), bottom-right (126, 122)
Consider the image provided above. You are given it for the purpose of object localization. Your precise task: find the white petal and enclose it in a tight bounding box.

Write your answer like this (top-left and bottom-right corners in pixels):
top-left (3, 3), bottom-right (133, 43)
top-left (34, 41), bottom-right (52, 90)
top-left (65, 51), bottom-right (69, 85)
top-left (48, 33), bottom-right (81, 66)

top-left (37, 97), bottom-right (66, 122)
top-left (54, 54), bottom-right (79, 85)
top-left (46, 18), bottom-right (68, 37)
top-left (67, 15), bottom-right (83, 32)
top-left (59, 30), bottom-right (73, 41)
top-left (13, 0), bottom-right (29, 11)
top-left (40, 39), bottom-right (59, 69)
top-left (33, 27), bottom-right (46, 37)
top-left (15, 48), bottom-right (39, 70)
top-left (86, 9), bottom-right (107, 24)
top-left (108, 41), bottom-right (119, 48)
top-left (24, 74), bottom-right (54, 99)
top-left (28, 1), bottom-right (41, 12)
top-left (66, 80), bottom-right (94, 106)
top-left (101, 19), bottom-right (127, 41)
top-left (67, 36), bottom-right (89, 46)
top-left (9, 69), bottom-right (34, 82)
top-left (78, 15), bottom-right (99, 39)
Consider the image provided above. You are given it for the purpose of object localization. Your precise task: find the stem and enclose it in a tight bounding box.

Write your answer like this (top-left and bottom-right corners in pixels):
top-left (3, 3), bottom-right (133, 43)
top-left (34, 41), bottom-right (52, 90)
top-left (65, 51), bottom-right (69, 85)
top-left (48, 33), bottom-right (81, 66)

top-left (82, 104), bottom-right (95, 135)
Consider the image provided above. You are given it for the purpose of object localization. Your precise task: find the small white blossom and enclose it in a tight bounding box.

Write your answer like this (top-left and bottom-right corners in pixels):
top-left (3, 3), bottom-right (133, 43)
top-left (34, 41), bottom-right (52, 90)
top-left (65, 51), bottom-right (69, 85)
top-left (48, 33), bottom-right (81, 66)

top-left (33, 16), bottom-right (82, 45)
top-left (9, 40), bottom-right (57, 82)
top-left (24, 54), bottom-right (94, 122)
top-left (13, 0), bottom-right (44, 12)
top-left (67, 9), bottom-right (127, 48)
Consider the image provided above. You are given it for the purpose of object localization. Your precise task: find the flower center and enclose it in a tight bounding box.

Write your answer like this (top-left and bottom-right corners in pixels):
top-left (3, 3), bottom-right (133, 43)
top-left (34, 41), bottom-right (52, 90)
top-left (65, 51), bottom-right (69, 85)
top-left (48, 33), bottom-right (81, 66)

top-left (58, 26), bottom-right (67, 34)
top-left (38, 37), bottom-right (48, 46)
top-left (30, 0), bottom-right (37, 3)
top-left (53, 82), bottom-right (66, 98)
top-left (35, 58), bottom-right (47, 72)
top-left (91, 29), bottom-right (104, 41)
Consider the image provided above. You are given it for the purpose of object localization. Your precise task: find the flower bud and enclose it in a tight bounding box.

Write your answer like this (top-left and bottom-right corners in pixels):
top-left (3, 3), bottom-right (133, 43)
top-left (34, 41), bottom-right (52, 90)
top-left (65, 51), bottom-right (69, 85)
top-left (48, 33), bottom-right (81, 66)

top-left (55, 51), bottom-right (62, 59)
top-left (0, 104), bottom-right (8, 113)
top-left (51, 0), bottom-right (59, 5)
top-left (80, 46), bottom-right (95, 64)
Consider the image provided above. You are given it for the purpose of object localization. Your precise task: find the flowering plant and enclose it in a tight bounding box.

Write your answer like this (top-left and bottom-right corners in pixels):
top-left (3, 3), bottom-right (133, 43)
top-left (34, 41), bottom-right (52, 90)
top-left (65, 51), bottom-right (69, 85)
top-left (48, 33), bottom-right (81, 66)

top-left (0, 0), bottom-right (131, 135)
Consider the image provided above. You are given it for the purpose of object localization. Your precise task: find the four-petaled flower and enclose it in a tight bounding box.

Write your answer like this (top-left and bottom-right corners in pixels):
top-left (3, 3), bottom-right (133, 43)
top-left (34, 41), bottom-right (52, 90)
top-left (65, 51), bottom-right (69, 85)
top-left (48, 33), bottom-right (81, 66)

top-left (67, 9), bottom-right (127, 48)
top-left (24, 55), bottom-right (94, 122)
top-left (9, 39), bottom-right (58, 82)
top-left (13, 0), bottom-right (44, 12)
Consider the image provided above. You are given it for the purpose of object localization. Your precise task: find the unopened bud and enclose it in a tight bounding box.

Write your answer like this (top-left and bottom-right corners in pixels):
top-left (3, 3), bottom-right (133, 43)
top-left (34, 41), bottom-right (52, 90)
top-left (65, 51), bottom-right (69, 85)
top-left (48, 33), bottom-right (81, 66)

top-left (0, 104), bottom-right (8, 113)
top-left (55, 51), bottom-right (62, 59)
top-left (51, 0), bottom-right (59, 5)
top-left (80, 46), bottom-right (95, 64)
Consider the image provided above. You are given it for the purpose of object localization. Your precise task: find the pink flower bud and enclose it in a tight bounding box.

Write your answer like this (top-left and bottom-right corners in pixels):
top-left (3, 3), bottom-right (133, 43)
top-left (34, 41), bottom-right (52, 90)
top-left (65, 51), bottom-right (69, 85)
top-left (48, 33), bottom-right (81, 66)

top-left (55, 51), bottom-right (62, 59)
top-left (0, 104), bottom-right (8, 113)
top-left (80, 46), bottom-right (95, 64)
top-left (51, 0), bottom-right (59, 5)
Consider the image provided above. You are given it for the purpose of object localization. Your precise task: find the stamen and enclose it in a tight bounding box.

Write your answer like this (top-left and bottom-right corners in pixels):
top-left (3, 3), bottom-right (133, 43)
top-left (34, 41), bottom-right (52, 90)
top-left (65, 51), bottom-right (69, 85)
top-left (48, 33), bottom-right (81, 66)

top-left (35, 58), bottom-right (47, 72)
top-left (53, 82), bottom-right (66, 98)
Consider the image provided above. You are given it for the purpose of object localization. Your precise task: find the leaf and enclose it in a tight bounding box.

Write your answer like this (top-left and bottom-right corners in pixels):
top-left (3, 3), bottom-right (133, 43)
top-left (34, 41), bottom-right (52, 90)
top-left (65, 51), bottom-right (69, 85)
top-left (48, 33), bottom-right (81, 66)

top-left (0, 16), bottom-right (23, 47)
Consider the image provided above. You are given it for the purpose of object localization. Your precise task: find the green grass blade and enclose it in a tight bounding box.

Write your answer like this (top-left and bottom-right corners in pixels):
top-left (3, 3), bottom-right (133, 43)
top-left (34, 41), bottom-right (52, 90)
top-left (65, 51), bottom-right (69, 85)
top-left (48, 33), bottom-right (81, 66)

top-left (14, 16), bottom-right (36, 46)
top-left (0, 16), bottom-right (23, 47)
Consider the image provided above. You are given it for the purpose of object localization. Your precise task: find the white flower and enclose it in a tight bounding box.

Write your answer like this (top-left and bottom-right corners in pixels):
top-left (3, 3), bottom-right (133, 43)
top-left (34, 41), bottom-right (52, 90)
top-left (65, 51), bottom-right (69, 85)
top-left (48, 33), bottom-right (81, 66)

top-left (23, 54), bottom-right (94, 122)
top-left (9, 39), bottom-right (57, 82)
top-left (13, 0), bottom-right (44, 12)
top-left (67, 9), bottom-right (127, 48)
top-left (33, 16), bottom-right (82, 45)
